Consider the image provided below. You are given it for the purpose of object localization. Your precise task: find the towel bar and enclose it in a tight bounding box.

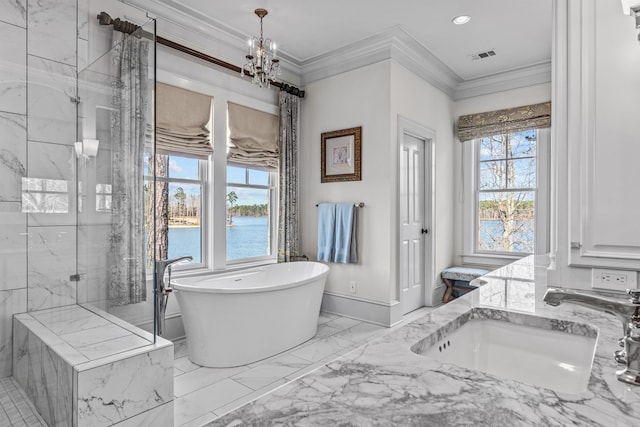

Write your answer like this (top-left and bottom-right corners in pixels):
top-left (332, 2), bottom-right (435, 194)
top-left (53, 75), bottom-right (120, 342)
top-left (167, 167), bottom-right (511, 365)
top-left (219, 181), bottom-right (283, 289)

top-left (316, 202), bottom-right (364, 207)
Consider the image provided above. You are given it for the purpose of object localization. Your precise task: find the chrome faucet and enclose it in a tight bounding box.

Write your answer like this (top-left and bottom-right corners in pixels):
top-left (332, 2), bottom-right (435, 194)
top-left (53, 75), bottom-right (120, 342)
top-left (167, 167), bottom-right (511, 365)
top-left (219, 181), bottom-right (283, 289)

top-left (543, 288), bottom-right (640, 386)
top-left (155, 256), bottom-right (192, 337)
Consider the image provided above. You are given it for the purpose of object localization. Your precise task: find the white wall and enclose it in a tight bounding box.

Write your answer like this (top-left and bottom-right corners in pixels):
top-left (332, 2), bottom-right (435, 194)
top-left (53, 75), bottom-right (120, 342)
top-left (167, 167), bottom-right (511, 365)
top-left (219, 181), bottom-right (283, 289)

top-left (389, 62), bottom-right (456, 302)
top-left (300, 61), bottom-right (392, 303)
top-left (300, 60), bottom-right (457, 310)
top-left (452, 83), bottom-right (552, 267)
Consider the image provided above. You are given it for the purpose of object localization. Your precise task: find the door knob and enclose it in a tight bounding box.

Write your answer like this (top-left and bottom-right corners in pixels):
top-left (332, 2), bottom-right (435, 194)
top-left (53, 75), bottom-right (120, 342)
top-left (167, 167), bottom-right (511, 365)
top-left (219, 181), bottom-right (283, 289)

top-left (421, 228), bottom-right (429, 234)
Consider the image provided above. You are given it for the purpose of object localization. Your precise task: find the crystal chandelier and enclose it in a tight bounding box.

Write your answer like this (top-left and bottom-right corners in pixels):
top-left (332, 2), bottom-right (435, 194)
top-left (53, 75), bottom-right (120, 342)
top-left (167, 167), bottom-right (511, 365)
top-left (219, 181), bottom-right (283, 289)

top-left (241, 8), bottom-right (281, 88)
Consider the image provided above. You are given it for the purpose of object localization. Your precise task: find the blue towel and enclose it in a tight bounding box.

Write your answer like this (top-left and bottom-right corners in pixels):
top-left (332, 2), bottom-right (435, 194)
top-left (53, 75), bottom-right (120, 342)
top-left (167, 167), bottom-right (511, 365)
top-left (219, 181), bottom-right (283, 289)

top-left (317, 203), bottom-right (335, 262)
top-left (333, 203), bottom-right (357, 263)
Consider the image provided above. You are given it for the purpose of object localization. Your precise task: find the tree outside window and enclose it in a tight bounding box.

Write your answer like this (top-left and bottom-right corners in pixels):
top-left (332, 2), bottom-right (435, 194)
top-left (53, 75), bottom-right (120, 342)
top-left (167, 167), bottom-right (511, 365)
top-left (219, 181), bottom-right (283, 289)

top-left (476, 130), bottom-right (537, 254)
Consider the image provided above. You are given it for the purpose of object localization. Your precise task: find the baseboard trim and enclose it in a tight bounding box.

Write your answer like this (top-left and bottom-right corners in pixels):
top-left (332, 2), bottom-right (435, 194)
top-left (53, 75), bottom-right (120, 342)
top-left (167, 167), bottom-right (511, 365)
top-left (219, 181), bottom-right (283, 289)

top-left (431, 284), bottom-right (446, 307)
top-left (321, 291), bottom-right (402, 327)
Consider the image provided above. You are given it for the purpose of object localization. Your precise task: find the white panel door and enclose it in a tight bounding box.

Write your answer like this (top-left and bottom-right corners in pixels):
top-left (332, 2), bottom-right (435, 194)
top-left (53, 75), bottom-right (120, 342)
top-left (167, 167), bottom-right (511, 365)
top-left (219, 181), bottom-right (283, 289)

top-left (399, 133), bottom-right (426, 314)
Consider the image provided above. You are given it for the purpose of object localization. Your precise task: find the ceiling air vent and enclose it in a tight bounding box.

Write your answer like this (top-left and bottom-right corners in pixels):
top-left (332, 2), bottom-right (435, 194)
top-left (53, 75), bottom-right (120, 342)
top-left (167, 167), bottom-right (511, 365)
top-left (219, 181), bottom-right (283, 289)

top-left (470, 50), bottom-right (497, 60)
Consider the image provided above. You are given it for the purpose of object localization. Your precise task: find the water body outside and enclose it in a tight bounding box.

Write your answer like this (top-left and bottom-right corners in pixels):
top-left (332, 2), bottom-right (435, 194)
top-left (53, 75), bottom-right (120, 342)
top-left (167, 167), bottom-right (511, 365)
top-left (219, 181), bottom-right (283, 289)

top-left (168, 218), bottom-right (533, 262)
top-left (168, 216), bottom-right (269, 262)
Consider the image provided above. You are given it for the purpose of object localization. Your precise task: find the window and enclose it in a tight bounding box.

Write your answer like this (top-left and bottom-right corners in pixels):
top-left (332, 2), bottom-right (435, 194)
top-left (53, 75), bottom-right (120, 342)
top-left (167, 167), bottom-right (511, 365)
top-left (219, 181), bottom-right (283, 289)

top-left (144, 153), bottom-right (206, 267)
top-left (226, 165), bottom-right (276, 262)
top-left (462, 129), bottom-right (549, 265)
top-left (145, 84), bottom-right (279, 272)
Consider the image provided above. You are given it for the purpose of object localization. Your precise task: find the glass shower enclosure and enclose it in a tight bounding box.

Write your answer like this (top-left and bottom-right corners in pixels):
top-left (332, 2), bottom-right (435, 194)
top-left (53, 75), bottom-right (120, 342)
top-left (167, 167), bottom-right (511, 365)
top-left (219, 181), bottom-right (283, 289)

top-left (76, 18), bottom-right (159, 343)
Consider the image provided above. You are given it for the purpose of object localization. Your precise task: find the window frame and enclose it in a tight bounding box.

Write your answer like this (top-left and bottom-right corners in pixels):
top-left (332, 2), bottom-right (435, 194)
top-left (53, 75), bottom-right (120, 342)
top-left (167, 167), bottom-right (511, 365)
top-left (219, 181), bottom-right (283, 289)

top-left (148, 78), bottom-right (280, 275)
top-left (225, 165), bottom-right (278, 266)
top-left (461, 128), bottom-right (550, 267)
top-left (144, 153), bottom-right (209, 271)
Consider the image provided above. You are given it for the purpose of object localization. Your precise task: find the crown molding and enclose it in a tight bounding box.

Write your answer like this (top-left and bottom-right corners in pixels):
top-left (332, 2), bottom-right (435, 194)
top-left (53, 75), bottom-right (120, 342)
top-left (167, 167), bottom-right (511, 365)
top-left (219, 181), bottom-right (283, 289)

top-left (453, 61), bottom-right (552, 100)
top-left (125, 0), bottom-right (551, 99)
top-left (298, 26), bottom-right (462, 96)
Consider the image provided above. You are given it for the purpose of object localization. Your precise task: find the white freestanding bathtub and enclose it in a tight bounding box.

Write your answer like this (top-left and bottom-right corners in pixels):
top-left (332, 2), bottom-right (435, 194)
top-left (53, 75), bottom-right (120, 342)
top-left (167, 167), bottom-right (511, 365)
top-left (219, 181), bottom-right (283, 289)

top-left (171, 262), bottom-right (330, 367)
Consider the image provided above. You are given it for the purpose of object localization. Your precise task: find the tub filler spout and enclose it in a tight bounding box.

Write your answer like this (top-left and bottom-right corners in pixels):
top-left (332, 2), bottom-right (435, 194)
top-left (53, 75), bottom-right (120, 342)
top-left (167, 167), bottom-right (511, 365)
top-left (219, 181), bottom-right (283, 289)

top-left (155, 256), bottom-right (193, 337)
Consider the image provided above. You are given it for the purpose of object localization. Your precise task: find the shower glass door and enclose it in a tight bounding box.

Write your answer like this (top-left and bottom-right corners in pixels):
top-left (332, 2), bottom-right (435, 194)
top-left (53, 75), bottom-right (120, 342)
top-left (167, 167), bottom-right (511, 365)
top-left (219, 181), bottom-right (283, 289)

top-left (76, 19), bottom-right (158, 342)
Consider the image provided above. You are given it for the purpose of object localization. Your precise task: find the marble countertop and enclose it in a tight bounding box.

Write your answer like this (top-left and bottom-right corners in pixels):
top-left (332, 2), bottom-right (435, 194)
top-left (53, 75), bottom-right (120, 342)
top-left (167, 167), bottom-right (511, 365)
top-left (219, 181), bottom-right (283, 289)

top-left (210, 256), bottom-right (640, 426)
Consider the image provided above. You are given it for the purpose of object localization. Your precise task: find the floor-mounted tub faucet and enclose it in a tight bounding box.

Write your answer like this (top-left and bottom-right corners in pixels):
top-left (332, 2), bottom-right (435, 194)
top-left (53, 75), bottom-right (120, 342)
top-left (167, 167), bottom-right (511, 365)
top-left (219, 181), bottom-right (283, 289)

top-left (155, 256), bottom-right (193, 337)
top-left (543, 288), bottom-right (640, 385)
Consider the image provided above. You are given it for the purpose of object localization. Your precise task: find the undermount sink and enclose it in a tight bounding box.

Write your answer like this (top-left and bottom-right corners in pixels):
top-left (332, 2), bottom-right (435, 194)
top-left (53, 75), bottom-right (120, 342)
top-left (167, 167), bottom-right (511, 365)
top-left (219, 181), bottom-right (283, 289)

top-left (411, 308), bottom-right (598, 394)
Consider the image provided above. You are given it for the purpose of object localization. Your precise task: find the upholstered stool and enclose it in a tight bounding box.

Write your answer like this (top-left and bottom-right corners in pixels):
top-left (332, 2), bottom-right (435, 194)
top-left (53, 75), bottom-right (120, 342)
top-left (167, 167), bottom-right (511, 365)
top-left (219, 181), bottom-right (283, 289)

top-left (441, 266), bottom-right (490, 303)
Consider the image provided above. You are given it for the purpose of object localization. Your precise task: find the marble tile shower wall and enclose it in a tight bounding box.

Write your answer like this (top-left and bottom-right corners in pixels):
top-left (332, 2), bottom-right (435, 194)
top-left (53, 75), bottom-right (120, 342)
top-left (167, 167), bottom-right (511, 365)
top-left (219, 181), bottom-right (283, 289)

top-left (0, 0), bottom-right (82, 378)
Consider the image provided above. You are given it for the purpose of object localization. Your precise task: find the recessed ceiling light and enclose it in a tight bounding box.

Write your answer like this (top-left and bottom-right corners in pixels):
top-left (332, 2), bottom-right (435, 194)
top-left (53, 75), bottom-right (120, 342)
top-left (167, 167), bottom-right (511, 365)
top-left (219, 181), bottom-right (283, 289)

top-left (452, 15), bottom-right (471, 25)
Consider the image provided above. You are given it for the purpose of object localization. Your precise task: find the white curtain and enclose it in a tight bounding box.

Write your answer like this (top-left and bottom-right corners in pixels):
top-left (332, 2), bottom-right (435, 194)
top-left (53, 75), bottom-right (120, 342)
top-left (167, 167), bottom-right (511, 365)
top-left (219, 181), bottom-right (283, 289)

top-left (108, 31), bottom-right (150, 306)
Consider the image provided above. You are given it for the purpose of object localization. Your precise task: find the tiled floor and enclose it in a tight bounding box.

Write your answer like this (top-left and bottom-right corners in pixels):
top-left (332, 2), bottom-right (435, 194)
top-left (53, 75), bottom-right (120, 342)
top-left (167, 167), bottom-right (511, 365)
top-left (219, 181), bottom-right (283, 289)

top-left (0, 378), bottom-right (47, 427)
top-left (173, 308), bottom-right (433, 426)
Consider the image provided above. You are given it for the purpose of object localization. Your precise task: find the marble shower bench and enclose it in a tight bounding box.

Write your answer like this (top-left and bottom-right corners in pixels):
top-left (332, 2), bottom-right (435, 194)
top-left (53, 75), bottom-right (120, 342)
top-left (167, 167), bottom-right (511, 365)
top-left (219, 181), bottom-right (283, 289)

top-left (12, 304), bottom-right (174, 426)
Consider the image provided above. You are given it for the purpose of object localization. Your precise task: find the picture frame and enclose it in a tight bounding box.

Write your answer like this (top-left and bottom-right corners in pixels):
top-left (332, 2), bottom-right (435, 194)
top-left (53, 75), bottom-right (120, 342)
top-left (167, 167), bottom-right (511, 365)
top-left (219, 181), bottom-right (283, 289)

top-left (320, 126), bottom-right (362, 183)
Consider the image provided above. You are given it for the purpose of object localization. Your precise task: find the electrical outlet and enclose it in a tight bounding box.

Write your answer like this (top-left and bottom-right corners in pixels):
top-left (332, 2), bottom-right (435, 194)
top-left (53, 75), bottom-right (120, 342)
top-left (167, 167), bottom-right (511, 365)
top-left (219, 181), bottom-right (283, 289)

top-left (592, 268), bottom-right (638, 291)
top-left (349, 280), bottom-right (357, 293)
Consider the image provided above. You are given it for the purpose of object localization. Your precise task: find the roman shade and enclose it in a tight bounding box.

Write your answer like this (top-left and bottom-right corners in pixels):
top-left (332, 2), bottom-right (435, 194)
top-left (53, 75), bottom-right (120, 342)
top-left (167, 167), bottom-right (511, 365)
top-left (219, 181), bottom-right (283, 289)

top-left (156, 82), bottom-right (212, 158)
top-left (227, 102), bottom-right (279, 171)
top-left (457, 102), bottom-right (551, 142)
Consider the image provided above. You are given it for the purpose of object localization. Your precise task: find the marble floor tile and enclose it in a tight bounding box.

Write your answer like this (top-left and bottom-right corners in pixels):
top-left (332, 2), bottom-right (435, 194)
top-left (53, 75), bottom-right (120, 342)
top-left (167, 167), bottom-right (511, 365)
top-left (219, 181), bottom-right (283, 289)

top-left (174, 356), bottom-right (201, 375)
top-left (325, 316), bottom-right (362, 331)
top-left (178, 411), bottom-right (218, 427)
top-left (288, 334), bottom-right (354, 363)
top-left (211, 378), bottom-right (289, 419)
top-left (174, 365), bottom-right (249, 398)
top-left (333, 321), bottom-right (385, 344)
top-left (0, 377), bottom-right (47, 427)
top-left (283, 360), bottom-right (327, 382)
top-left (230, 354), bottom-right (309, 391)
top-left (171, 311), bottom-right (410, 426)
top-left (317, 311), bottom-right (340, 325)
top-left (314, 323), bottom-right (341, 338)
top-left (174, 379), bottom-right (252, 427)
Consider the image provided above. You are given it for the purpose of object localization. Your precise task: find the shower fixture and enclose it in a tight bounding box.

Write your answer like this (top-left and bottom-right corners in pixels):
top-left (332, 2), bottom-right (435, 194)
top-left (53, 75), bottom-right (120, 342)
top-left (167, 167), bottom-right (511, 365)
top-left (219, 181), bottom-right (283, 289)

top-left (155, 256), bottom-right (193, 337)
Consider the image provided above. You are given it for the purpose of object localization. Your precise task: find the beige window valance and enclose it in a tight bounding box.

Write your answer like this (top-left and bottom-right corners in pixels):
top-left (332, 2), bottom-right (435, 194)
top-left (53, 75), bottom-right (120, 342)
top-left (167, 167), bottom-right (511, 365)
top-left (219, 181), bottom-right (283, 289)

top-left (156, 82), bottom-right (212, 158)
top-left (456, 101), bottom-right (551, 142)
top-left (227, 102), bottom-right (279, 171)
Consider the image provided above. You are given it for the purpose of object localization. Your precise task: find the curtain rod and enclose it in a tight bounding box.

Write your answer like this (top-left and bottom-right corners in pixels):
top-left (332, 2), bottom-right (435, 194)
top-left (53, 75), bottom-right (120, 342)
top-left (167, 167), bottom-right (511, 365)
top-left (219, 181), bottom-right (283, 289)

top-left (97, 11), bottom-right (305, 98)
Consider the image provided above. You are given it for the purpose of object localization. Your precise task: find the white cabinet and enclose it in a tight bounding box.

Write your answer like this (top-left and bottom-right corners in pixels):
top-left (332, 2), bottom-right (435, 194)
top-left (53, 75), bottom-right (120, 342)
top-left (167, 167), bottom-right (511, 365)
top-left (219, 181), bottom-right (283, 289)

top-left (551, 0), bottom-right (640, 286)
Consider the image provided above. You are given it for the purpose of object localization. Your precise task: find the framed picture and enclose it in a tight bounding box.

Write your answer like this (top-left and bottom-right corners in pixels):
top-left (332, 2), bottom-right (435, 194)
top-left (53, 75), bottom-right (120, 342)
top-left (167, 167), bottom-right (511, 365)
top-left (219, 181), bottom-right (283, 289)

top-left (321, 126), bottom-right (362, 183)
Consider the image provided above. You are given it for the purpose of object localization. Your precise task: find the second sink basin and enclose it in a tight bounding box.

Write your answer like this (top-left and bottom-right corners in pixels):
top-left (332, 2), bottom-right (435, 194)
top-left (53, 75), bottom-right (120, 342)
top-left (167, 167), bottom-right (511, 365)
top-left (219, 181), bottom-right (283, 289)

top-left (411, 308), bottom-right (598, 394)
